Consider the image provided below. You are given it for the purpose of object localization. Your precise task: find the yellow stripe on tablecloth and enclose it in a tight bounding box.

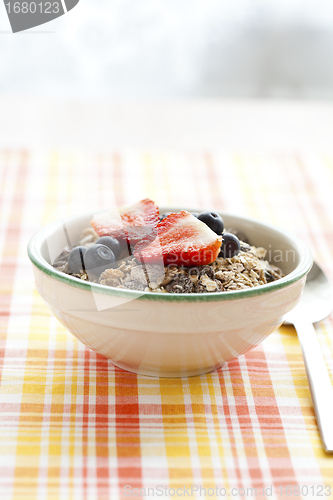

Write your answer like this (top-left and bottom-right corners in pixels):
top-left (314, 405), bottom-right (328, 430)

top-left (186, 376), bottom-right (217, 489)
top-left (159, 378), bottom-right (193, 488)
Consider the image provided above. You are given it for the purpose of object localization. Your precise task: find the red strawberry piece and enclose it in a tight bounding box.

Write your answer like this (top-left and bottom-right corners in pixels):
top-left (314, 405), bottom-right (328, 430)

top-left (90, 198), bottom-right (159, 244)
top-left (134, 210), bottom-right (222, 266)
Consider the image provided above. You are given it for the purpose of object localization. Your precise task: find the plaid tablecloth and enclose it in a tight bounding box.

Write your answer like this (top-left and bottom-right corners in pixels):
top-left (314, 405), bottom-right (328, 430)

top-left (1, 149), bottom-right (333, 500)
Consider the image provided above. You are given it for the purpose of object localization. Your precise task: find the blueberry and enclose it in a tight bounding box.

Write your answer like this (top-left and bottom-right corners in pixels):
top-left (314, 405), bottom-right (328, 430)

top-left (219, 233), bottom-right (240, 258)
top-left (96, 236), bottom-right (121, 259)
top-left (68, 246), bottom-right (87, 274)
top-left (84, 244), bottom-right (116, 273)
top-left (225, 227), bottom-right (250, 245)
top-left (197, 211), bottom-right (224, 235)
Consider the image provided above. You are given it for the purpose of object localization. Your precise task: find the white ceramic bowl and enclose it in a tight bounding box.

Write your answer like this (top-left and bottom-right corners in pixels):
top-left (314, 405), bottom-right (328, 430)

top-left (28, 208), bottom-right (313, 378)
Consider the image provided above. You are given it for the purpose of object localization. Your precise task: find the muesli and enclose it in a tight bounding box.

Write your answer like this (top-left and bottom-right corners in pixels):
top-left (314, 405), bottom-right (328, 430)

top-left (52, 199), bottom-right (284, 294)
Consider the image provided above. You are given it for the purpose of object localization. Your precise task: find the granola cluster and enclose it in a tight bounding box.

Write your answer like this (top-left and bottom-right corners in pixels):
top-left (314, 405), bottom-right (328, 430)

top-left (52, 227), bottom-right (284, 294)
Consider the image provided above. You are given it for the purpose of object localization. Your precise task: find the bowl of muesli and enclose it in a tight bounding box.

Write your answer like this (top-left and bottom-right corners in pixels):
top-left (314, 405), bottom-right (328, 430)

top-left (28, 199), bottom-right (312, 377)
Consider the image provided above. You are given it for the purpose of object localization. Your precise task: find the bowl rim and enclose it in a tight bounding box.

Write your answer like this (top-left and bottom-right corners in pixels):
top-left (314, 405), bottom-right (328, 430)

top-left (27, 208), bottom-right (313, 303)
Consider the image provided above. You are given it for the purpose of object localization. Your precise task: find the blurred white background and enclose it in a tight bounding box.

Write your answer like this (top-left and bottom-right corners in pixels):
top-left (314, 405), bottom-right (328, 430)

top-left (1, 0), bottom-right (333, 99)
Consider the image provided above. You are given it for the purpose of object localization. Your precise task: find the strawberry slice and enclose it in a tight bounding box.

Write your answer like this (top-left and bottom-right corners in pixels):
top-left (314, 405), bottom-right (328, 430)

top-left (90, 198), bottom-right (159, 243)
top-left (134, 211), bottom-right (222, 266)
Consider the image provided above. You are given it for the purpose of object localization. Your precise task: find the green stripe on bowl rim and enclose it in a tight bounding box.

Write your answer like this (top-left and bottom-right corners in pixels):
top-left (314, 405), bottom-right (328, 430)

top-left (27, 211), bottom-right (313, 303)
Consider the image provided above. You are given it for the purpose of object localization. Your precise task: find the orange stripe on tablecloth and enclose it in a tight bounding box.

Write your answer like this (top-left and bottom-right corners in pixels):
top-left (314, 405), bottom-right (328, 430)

top-left (115, 368), bottom-right (143, 495)
top-left (0, 151), bottom-right (28, 384)
top-left (245, 348), bottom-right (298, 488)
top-left (95, 353), bottom-right (110, 498)
top-left (112, 151), bottom-right (142, 492)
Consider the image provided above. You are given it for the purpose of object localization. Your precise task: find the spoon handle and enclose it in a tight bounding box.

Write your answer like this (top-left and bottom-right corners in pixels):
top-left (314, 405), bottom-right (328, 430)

top-left (294, 319), bottom-right (333, 453)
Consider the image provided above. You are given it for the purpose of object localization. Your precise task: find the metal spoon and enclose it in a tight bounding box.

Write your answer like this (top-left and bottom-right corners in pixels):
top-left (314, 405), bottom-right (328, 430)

top-left (284, 262), bottom-right (333, 453)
